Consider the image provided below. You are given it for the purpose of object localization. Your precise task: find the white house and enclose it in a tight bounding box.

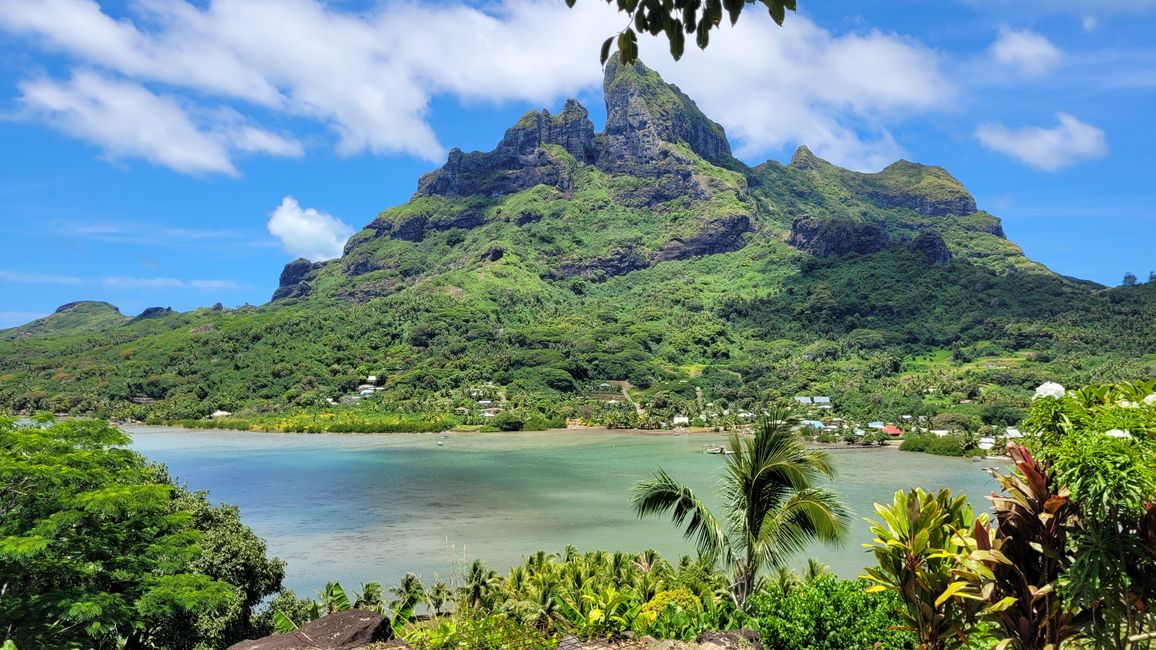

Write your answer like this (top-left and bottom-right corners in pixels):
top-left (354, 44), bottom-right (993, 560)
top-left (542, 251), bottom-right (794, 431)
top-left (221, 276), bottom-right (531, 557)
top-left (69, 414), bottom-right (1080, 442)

top-left (210, 410), bottom-right (231, 418)
top-left (868, 421), bottom-right (885, 429)
top-left (794, 396), bottom-right (813, 405)
top-left (672, 416), bottom-right (690, 426)
top-left (366, 375), bottom-right (378, 383)
top-left (1005, 427), bottom-right (1023, 439)
top-left (978, 436), bottom-right (996, 451)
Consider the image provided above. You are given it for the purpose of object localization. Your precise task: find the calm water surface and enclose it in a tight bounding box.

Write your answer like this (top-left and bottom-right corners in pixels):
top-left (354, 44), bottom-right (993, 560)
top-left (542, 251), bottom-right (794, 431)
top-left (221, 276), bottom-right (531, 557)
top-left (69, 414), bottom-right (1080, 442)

top-left (127, 427), bottom-right (1001, 594)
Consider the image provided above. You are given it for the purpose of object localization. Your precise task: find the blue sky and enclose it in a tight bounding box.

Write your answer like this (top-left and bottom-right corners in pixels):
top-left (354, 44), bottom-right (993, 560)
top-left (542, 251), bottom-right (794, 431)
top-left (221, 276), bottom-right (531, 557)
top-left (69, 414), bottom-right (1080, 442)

top-left (0, 0), bottom-right (1154, 328)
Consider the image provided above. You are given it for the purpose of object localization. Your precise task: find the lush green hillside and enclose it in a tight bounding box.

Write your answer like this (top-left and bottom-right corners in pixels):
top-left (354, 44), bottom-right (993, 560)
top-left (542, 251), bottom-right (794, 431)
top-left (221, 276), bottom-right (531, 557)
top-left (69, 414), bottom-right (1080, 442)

top-left (2, 60), bottom-right (1154, 428)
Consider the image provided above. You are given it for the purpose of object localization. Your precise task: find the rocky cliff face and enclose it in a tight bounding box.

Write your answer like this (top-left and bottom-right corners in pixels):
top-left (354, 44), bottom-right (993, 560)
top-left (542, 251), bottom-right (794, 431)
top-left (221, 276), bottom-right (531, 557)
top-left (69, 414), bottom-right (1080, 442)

top-left (272, 258), bottom-right (325, 301)
top-left (909, 231), bottom-right (952, 265)
top-left (598, 59), bottom-right (732, 171)
top-left (787, 216), bottom-right (891, 258)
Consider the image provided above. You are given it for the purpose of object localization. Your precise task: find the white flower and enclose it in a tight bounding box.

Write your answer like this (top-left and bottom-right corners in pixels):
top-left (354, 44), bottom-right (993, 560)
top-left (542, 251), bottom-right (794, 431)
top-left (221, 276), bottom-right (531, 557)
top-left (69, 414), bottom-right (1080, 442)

top-left (1033, 382), bottom-right (1066, 400)
top-left (1118, 399), bottom-right (1139, 408)
top-left (1145, 394), bottom-right (1156, 406)
top-left (1104, 429), bottom-right (1132, 439)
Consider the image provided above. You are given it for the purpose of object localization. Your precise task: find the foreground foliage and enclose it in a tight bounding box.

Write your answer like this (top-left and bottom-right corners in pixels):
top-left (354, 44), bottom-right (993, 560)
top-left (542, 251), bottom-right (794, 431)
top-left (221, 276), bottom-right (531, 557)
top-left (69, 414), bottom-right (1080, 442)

top-left (632, 409), bottom-right (850, 604)
top-left (0, 417), bottom-right (284, 649)
top-left (866, 381), bottom-right (1156, 650)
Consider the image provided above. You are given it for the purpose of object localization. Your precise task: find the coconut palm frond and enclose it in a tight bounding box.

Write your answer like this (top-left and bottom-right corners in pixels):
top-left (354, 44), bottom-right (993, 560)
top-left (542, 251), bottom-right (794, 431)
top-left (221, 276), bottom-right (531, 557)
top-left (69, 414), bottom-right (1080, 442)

top-left (631, 467), bottom-right (729, 562)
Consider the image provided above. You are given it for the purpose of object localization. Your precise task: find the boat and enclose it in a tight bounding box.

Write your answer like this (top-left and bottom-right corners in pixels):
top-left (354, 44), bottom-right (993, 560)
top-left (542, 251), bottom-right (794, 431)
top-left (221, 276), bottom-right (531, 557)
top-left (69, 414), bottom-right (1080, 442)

top-left (702, 444), bottom-right (734, 455)
top-left (437, 440), bottom-right (445, 447)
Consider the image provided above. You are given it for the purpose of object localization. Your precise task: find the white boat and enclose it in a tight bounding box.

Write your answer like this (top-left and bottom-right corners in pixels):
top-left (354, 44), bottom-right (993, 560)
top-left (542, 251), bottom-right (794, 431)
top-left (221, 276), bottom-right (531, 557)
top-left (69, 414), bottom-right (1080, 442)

top-left (702, 444), bottom-right (734, 456)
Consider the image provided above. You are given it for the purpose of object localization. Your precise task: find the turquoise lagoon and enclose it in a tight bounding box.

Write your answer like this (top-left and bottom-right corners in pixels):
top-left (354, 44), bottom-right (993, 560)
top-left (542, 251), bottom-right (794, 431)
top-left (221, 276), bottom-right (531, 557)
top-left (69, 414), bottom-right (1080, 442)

top-left (127, 427), bottom-right (1001, 594)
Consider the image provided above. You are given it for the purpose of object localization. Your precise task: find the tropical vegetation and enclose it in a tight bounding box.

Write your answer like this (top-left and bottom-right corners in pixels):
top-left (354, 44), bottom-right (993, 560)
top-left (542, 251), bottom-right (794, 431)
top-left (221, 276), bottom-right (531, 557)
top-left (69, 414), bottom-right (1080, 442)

top-left (631, 409), bottom-right (850, 604)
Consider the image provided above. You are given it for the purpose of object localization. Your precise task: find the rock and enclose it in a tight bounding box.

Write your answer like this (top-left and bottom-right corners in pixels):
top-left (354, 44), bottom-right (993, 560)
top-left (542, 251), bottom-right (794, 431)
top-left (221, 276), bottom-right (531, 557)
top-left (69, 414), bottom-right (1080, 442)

top-left (600, 59), bottom-right (732, 172)
top-left (416, 102), bottom-right (594, 199)
top-left (226, 610), bottom-right (392, 650)
top-left (694, 630), bottom-right (763, 650)
top-left (550, 246), bottom-right (649, 281)
top-left (652, 214), bottom-right (752, 262)
top-left (272, 258), bottom-right (324, 301)
top-left (909, 231), bottom-right (951, 265)
top-left (134, 306), bottom-right (174, 320)
top-left (787, 216), bottom-right (891, 258)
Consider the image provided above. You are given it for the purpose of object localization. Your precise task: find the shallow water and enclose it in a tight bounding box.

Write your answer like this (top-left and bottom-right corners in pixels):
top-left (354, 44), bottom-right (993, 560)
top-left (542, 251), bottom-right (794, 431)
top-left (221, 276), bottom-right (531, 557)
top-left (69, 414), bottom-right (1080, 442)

top-left (127, 427), bottom-right (1001, 594)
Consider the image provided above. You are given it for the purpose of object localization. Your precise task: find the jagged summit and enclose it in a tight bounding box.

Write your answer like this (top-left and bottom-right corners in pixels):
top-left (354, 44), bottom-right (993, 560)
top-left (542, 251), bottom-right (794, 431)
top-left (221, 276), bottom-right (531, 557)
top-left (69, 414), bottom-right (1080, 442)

top-left (600, 58), bottom-right (733, 169)
top-left (414, 58), bottom-right (736, 201)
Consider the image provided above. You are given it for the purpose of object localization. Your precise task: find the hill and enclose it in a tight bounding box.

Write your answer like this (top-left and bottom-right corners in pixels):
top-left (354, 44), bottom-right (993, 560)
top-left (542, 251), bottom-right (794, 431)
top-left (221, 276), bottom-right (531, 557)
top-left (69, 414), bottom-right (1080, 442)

top-left (1, 60), bottom-right (1154, 428)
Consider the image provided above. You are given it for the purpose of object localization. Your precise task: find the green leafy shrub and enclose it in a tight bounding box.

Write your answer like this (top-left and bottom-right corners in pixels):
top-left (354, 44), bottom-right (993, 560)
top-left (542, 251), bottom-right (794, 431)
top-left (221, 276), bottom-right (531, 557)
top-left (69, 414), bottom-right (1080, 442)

top-left (748, 575), bottom-right (914, 650)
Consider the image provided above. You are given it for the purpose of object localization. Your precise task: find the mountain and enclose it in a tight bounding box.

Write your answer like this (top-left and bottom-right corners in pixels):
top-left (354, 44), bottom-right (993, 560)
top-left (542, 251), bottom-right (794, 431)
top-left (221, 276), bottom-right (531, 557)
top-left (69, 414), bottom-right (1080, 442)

top-left (2, 60), bottom-right (1154, 426)
top-left (1, 302), bottom-right (127, 342)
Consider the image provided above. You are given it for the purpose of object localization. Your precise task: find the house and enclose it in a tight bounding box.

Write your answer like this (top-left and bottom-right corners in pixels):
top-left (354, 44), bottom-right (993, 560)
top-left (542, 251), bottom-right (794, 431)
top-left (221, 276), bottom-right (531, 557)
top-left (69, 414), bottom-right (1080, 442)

top-left (357, 384), bottom-right (375, 392)
top-left (793, 396), bottom-right (813, 405)
top-left (366, 375), bottom-right (378, 383)
top-left (801, 420), bottom-right (825, 430)
top-left (480, 407), bottom-right (503, 418)
top-left (672, 416), bottom-right (690, 426)
top-left (478, 399), bottom-right (493, 406)
top-left (978, 436), bottom-right (996, 451)
top-left (210, 410), bottom-right (232, 418)
top-left (881, 425), bottom-right (904, 437)
top-left (868, 421), bottom-right (885, 429)
top-left (930, 429), bottom-right (951, 437)
top-left (359, 389), bottom-right (374, 397)
top-left (1005, 427), bottom-right (1023, 439)
top-left (813, 396), bottom-right (832, 409)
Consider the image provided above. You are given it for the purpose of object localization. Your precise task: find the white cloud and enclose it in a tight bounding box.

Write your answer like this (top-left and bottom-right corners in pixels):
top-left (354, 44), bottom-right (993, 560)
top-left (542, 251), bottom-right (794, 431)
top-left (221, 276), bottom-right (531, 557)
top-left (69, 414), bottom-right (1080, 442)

top-left (976, 113), bottom-right (1107, 171)
top-left (1081, 15), bottom-right (1099, 31)
top-left (0, 268), bottom-right (243, 289)
top-left (0, 0), bottom-right (949, 174)
top-left (0, 270), bottom-right (84, 284)
top-left (100, 276), bottom-right (246, 289)
top-left (17, 71), bottom-right (302, 175)
top-left (642, 19), bottom-right (953, 170)
top-left (990, 27), bottom-right (1063, 77)
top-left (267, 197), bottom-right (353, 261)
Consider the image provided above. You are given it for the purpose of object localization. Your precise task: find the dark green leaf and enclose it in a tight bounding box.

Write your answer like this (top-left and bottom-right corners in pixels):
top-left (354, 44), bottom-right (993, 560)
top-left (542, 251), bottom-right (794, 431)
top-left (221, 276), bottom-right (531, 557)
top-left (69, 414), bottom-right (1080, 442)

top-left (600, 36), bottom-right (614, 65)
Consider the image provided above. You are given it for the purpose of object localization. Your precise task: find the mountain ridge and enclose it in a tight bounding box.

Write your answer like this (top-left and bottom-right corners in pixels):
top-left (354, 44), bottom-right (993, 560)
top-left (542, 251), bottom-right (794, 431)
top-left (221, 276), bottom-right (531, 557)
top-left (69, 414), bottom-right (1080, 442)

top-left (1, 59), bottom-right (1152, 425)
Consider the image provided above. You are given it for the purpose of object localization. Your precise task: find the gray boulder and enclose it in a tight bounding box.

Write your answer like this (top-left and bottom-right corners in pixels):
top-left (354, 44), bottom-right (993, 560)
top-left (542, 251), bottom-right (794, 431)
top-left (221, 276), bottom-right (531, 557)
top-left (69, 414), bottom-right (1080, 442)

top-left (226, 610), bottom-right (393, 650)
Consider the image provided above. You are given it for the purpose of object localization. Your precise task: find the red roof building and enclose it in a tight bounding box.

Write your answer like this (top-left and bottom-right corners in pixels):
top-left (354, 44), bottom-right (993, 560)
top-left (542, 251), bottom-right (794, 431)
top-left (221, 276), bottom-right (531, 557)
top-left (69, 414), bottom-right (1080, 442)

top-left (881, 425), bottom-right (904, 436)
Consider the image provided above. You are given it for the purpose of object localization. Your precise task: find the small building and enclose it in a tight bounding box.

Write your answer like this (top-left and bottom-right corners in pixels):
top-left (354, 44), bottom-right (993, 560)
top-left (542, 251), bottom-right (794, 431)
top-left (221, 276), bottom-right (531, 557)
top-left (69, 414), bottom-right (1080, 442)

top-left (801, 420), bottom-right (825, 430)
top-left (672, 416), bottom-right (690, 426)
top-left (978, 436), bottom-right (996, 451)
top-left (813, 396), bottom-right (832, 409)
top-left (366, 375), bottom-right (378, 383)
top-left (478, 399), bottom-right (493, 406)
top-left (868, 421), bottom-right (885, 429)
top-left (1005, 427), bottom-right (1023, 439)
top-left (930, 429), bottom-right (951, 437)
top-left (210, 409), bottom-right (232, 418)
top-left (794, 396), bottom-right (813, 405)
top-left (359, 389), bottom-right (374, 397)
top-left (881, 425), bottom-right (904, 437)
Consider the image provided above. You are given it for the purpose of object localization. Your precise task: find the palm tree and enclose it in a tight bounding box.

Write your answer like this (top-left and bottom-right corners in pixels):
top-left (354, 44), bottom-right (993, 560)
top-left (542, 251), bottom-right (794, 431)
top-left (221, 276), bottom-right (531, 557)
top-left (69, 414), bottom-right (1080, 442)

top-left (631, 407), bottom-right (850, 605)
top-left (428, 580), bottom-right (451, 617)
top-left (389, 573), bottom-right (428, 626)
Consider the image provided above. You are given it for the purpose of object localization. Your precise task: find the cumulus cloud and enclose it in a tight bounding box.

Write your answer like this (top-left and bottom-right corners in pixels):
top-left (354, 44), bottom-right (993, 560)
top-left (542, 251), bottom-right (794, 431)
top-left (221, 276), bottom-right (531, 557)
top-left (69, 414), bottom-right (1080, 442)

top-left (976, 113), bottom-right (1107, 171)
top-left (990, 27), bottom-right (1063, 77)
top-left (0, 0), bottom-right (951, 174)
top-left (267, 197), bottom-right (353, 261)
top-left (17, 70), bottom-right (302, 175)
top-left (642, 19), bottom-right (953, 170)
